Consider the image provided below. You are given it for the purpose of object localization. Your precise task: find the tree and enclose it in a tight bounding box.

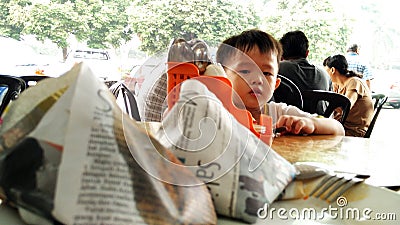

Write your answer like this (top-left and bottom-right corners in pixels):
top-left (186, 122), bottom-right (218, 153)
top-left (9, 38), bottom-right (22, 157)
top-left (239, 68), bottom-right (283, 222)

top-left (82, 0), bottom-right (132, 49)
top-left (261, 0), bottom-right (351, 64)
top-left (9, 1), bottom-right (89, 61)
top-left (127, 0), bottom-right (260, 55)
top-left (5, 0), bottom-right (131, 61)
top-left (0, 0), bottom-right (26, 40)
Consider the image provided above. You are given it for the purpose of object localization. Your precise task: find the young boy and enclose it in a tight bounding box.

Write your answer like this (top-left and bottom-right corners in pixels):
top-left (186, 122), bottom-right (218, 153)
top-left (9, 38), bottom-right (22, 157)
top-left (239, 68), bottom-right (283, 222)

top-left (216, 29), bottom-right (344, 135)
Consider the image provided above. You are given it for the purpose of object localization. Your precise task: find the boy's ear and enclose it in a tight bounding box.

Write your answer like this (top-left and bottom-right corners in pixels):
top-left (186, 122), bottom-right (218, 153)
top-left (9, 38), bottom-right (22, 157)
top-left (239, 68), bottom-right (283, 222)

top-left (274, 77), bottom-right (281, 90)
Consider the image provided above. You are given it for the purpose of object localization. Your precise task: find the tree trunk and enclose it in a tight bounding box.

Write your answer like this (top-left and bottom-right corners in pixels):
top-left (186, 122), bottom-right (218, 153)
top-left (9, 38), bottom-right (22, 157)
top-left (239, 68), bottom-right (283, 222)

top-left (62, 47), bottom-right (68, 62)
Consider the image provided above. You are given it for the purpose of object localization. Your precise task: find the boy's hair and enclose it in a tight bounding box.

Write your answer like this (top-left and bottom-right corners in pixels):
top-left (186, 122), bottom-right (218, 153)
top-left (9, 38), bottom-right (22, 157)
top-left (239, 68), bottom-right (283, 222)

top-left (216, 29), bottom-right (282, 66)
top-left (279, 30), bottom-right (309, 59)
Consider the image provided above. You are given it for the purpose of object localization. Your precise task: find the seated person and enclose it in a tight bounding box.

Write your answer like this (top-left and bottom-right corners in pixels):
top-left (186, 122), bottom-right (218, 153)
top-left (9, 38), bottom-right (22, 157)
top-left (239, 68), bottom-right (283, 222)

top-left (323, 54), bottom-right (374, 137)
top-left (140, 72), bottom-right (168, 122)
top-left (140, 38), bottom-right (212, 122)
top-left (346, 44), bottom-right (374, 89)
top-left (278, 30), bottom-right (332, 115)
top-left (216, 29), bottom-right (344, 135)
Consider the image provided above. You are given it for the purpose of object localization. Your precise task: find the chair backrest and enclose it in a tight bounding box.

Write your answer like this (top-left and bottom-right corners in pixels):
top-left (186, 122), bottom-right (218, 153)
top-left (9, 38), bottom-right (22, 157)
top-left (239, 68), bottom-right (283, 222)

top-left (104, 80), bottom-right (118, 88)
top-left (301, 90), bottom-right (351, 124)
top-left (109, 81), bottom-right (141, 121)
top-left (19, 75), bottom-right (50, 89)
top-left (364, 94), bottom-right (388, 138)
top-left (0, 75), bottom-right (26, 117)
top-left (272, 74), bottom-right (303, 109)
top-left (371, 93), bottom-right (386, 109)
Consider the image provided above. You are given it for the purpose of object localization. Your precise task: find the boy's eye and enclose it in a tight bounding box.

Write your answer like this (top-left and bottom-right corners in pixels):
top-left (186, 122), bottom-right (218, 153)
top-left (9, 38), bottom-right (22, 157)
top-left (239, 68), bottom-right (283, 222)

top-left (263, 72), bottom-right (273, 76)
top-left (238, 70), bottom-right (251, 75)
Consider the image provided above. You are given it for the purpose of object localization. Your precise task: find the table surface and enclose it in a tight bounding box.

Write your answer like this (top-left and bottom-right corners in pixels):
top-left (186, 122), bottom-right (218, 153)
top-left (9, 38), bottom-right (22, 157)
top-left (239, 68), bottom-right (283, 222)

top-left (271, 134), bottom-right (400, 188)
top-left (139, 122), bottom-right (400, 188)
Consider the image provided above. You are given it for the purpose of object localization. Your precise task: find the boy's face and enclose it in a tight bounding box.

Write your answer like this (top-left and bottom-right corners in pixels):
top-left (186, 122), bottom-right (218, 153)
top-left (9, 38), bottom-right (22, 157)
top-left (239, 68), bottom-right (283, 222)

top-left (223, 46), bottom-right (280, 110)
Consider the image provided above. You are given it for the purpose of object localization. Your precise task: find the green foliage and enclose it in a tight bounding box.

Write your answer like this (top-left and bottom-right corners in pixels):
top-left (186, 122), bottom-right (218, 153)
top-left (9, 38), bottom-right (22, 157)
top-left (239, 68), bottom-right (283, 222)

top-left (0, 0), bottom-right (26, 39)
top-left (21, 2), bottom-right (86, 48)
top-left (1, 0), bottom-right (397, 69)
top-left (84, 0), bottom-right (131, 49)
top-left (2, 0), bottom-right (131, 60)
top-left (262, 0), bottom-right (351, 64)
top-left (127, 0), bottom-right (260, 55)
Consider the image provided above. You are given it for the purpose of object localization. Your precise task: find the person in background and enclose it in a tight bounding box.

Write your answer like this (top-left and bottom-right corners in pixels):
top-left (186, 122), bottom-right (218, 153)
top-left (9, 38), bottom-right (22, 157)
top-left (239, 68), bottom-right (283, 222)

top-left (140, 38), bottom-right (212, 122)
top-left (346, 44), bottom-right (374, 90)
top-left (141, 73), bottom-right (167, 122)
top-left (323, 54), bottom-right (374, 137)
top-left (278, 30), bottom-right (332, 115)
top-left (216, 29), bottom-right (344, 135)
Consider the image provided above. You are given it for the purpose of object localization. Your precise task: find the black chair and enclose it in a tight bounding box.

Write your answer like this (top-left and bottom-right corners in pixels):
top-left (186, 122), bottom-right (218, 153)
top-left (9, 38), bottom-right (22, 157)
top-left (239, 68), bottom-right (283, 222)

top-left (0, 75), bottom-right (26, 117)
top-left (109, 81), bottom-right (141, 121)
top-left (364, 94), bottom-right (388, 138)
top-left (272, 74), bottom-right (303, 109)
top-left (371, 93), bottom-right (386, 109)
top-left (301, 90), bottom-right (351, 124)
top-left (19, 75), bottom-right (50, 89)
top-left (104, 80), bottom-right (118, 88)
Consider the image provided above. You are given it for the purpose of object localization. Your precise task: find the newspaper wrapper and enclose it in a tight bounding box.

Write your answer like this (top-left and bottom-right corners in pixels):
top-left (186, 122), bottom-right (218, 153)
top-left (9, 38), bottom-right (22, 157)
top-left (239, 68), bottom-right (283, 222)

top-left (155, 79), bottom-right (296, 223)
top-left (0, 62), bottom-right (216, 225)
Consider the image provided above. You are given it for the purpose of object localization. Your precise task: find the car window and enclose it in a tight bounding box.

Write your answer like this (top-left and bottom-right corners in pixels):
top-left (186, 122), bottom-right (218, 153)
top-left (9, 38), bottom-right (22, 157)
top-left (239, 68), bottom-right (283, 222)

top-left (73, 50), bottom-right (109, 60)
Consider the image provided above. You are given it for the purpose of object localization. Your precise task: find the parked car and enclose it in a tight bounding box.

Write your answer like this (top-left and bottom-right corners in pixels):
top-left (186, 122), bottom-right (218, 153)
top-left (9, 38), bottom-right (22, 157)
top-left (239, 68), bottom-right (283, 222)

top-left (0, 36), bottom-right (65, 77)
top-left (66, 48), bottom-right (121, 81)
top-left (384, 81), bottom-right (400, 109)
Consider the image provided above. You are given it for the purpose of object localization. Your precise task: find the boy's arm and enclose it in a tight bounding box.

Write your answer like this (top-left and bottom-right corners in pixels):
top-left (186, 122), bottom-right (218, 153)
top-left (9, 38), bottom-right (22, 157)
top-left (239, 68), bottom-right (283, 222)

top-left (311, 117), bottom-right (345, 135)
top-left (276, 115), bottom-right (345, 136)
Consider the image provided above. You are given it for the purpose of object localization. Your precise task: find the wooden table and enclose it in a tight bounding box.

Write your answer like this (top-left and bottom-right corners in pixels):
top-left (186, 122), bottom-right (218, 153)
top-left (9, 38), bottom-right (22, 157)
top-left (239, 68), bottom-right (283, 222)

top-left (271, 135), bottom-right (400, 188)
top-left (139, 122), bottom-right (400, 188)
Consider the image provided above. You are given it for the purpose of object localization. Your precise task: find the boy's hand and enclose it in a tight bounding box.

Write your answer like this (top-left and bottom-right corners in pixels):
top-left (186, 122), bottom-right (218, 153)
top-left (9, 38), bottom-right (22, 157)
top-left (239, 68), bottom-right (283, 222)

top-left (276, 115), bottom-right (315, 135)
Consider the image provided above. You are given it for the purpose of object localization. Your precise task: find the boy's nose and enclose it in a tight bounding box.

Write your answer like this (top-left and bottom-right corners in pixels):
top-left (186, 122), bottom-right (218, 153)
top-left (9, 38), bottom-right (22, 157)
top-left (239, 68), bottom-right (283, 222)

top-left (250, 73), bottom-right (264, 85)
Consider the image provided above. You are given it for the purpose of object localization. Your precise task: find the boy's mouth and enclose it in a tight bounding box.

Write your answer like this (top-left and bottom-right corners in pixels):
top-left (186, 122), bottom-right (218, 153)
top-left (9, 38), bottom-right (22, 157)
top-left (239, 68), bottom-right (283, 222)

top-left (249, 88), bottom-right (263, 96)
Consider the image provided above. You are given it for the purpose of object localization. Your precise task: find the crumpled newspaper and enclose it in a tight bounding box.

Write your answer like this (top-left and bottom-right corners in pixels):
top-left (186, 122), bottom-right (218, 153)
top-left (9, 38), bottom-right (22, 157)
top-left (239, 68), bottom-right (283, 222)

top-left (0, 62), bottom-right (216, 225)
top-left (155, 79), bottom-right (296, 223)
